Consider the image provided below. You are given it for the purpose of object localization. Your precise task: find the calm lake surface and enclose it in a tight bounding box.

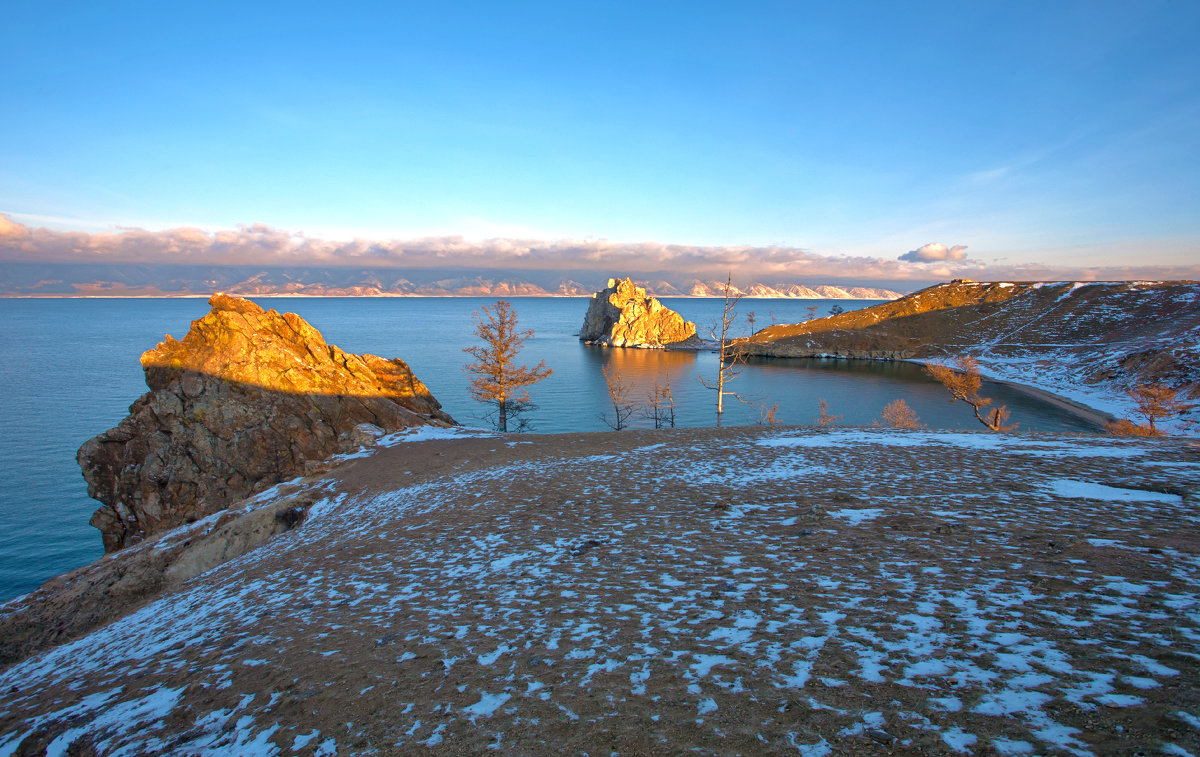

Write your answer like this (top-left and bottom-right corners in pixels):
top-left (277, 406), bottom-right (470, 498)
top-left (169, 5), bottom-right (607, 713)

top-left (0, 296), bottom-right (1099, 601)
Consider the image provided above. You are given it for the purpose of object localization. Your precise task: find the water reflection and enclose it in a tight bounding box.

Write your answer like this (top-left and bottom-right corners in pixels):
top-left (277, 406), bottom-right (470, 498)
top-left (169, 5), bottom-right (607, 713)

top-left (574, 348), bottom-right (1100, 433)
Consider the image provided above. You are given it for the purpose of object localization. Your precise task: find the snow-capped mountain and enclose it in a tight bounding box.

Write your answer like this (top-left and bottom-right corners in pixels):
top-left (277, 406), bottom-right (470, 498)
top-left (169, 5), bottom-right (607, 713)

top-left (0, 264), bottom-right (905, 299)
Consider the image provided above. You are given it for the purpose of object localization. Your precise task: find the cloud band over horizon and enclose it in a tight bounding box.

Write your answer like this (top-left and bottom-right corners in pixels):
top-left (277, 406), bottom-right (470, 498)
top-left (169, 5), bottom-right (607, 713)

top-left (1, 215), bottom-right (1196, 286)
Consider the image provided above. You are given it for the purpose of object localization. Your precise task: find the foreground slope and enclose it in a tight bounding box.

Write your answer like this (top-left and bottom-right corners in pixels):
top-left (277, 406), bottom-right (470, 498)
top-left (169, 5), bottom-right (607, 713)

top-left (2, 426), bottom-right (1198, 755)
top-left (737, 280), bottom-right (1200, 424)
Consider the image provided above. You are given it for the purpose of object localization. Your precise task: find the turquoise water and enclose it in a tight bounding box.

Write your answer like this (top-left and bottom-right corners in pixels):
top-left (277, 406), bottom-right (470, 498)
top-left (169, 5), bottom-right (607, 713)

top-left (0, 296), bottom-right (1098, 601)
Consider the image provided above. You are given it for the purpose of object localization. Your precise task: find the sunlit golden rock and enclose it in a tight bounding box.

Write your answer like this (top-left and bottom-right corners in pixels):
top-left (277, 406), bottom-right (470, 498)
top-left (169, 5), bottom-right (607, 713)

top-left (580, 277), bottom-right (699, 347)
top-left (79, 293), bottom-right (453, 552)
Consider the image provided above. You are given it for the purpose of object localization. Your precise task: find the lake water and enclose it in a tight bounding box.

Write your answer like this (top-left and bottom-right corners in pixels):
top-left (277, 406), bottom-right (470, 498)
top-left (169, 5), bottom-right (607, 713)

top-left (0, 296), bottom-right (1099, 602)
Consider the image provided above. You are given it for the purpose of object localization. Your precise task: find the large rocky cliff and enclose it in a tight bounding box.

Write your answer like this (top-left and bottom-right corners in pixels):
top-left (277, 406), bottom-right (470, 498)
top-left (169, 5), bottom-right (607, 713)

top-left (78, 293), bottom-right (453, 551)
top-left (580, 277), bottom-right (699, 347)
top-left (736, 280), bottom-right (1200, 416)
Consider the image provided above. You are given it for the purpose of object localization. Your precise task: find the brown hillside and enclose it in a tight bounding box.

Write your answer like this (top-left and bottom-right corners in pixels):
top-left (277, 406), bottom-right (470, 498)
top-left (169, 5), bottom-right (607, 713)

top-left (737, 280), bottom-right (1200, 399)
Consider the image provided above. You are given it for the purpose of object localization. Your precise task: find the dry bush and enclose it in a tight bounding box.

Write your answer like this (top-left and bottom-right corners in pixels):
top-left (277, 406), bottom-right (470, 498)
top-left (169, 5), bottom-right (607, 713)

top-left (881, 399), bottom-right (924, 429)
top-left (1107, 382), bottom-right (1195, 436)
top-left (816, 399), bottom-right (841, 426)
top-left (1105, 418), bottom-right (1162, 437)
top-left (758, 403), bottom-right (781, 426)
top-left (645, 377), bottom-right (676, 429)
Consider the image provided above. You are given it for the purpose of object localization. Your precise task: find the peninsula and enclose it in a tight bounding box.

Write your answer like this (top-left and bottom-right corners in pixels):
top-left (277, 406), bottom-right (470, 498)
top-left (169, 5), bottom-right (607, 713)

top-left (736, 280), bottom-right (1200, 428)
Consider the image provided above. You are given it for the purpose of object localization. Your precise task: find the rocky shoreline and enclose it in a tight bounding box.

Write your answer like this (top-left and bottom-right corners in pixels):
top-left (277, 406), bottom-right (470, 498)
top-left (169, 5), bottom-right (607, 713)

top-left (980, 375), bottom-right (1118, 429)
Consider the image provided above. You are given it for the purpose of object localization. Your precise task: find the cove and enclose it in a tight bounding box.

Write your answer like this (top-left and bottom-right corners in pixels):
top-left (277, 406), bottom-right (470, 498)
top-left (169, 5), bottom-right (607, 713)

top-left (0, 296), bottom-right (1102, 601)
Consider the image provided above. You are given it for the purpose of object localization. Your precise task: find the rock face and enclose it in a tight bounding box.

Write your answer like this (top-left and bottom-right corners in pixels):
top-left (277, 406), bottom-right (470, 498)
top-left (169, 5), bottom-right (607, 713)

top-left (78, 293), bottom-right (454, 552)
top-left (579, 277), bottom-right (699, 347)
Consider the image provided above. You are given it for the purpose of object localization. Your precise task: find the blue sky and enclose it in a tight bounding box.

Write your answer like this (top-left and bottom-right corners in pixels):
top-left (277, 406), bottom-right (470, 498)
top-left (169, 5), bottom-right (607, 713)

top-left (2, 1), bottom-right (1197, 281)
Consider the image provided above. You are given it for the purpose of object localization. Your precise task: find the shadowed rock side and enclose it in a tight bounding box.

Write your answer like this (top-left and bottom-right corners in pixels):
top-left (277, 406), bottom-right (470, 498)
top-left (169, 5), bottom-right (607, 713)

top-left (580, 276), bottom-right (699, 347)
top-left (78, 293), bottom-right (454, 552)
top-left (735, 280), bottom-right (1200, 398)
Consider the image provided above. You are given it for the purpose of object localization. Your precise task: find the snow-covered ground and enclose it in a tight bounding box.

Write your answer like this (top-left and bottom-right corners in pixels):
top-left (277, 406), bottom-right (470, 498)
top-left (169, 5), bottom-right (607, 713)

top-left (0, 426), bottom-right (1197, 755)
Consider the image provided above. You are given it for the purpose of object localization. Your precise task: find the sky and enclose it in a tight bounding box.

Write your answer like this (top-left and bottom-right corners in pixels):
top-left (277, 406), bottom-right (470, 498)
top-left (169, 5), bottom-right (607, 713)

top-left (2, 1), bottom-right (1198, 285)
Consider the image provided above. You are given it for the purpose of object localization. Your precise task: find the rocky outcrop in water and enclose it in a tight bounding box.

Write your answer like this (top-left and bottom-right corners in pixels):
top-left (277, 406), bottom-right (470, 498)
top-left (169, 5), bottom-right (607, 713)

top-left (78, 293), bottom-right (453, 552)
top-left (580, 277), bottom-right (699, 347)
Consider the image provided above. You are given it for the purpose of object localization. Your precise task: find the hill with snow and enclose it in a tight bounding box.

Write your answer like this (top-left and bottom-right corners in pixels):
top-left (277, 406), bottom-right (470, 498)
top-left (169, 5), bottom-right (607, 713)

top-left (739, 280), bottom-right (1200, 430)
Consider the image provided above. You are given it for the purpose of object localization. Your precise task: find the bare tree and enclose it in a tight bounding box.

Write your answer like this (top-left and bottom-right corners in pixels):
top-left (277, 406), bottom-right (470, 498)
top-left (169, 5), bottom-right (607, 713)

top-left (645, 376), bottom-right (677, 429)
top-left (924, 356), bottom-right (1017, 432)
top-left (463, 300), bottom-right (552, 432)
top-left (806, 304), bottom-right (820, 321)
top-left (698, 273), bottom-right (746, 427)
top-left (600, 365), bottom-right (637, 430)
top-left (1107, 382), bottom-right (1195, 436)
top-left (746, 310), bottom-right (757, 333)
top-left (815, 398), bottom-right (842, 426)
top-left (758, 402), bottom-right (781, 425)
top-left (880, 398), bottom-right (924, 429)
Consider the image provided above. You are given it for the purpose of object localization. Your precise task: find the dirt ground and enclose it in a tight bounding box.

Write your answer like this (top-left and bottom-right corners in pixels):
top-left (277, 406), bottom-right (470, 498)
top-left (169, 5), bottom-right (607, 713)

top-left (1, 425), bottom-right (1198, 756)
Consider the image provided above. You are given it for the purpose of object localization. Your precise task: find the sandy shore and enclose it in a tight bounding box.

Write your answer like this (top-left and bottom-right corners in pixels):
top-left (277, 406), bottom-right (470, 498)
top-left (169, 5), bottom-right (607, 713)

top-left (986, 375), bottom-right (1117, 429)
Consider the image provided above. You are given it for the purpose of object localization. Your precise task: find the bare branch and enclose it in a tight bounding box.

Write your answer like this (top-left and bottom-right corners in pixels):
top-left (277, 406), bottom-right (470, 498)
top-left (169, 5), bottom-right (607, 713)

top-left (700, 272), bottom-right (747, 427)
top-left (600, 365), bottom-right (637, 431)
top-left (924, 356), bottom-right (1017, 432)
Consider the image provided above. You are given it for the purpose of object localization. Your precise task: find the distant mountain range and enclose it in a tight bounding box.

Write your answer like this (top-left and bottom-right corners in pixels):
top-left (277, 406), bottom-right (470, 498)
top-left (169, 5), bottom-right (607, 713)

top-left (659, 280), bottom-right (903, 300)
top-left (0, 263), bottom-right (904, 300)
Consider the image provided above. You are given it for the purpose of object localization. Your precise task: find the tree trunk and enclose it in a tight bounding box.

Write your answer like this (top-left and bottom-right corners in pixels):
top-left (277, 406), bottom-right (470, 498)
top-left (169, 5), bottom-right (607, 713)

top-left (716, 361), bottom-right (725, 426)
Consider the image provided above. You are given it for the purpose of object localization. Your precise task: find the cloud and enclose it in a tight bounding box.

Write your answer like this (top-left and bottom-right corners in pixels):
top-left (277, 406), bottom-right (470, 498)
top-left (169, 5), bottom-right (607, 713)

top-left (1, 214), bottom-right (1198, 285)
top-left (899, 243), bottom-right (969, 263)
top-left (0, 214), bottom-right (29, 240)
top-left (0, 214), bottom-right (914, 280)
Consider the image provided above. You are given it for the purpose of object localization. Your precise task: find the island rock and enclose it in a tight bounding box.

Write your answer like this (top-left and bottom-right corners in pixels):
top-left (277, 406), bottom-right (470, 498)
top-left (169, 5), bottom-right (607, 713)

top-left (579, 277), bottom-right (699, 347)
top-left (78, 293), bottom-right (454, 552)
